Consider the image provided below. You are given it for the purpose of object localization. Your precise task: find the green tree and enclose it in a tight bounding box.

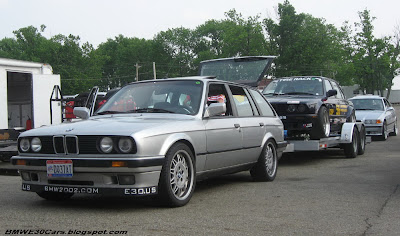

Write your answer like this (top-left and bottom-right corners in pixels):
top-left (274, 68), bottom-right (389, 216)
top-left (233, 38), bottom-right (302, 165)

top-left (154, 27), bottom-right (197, 77)
top-left (352, 9), bottom-right (394, 95)
top-left (96, 35), bottom-right (173, 89)
top-left (264, 0), bottom-right (348, 82)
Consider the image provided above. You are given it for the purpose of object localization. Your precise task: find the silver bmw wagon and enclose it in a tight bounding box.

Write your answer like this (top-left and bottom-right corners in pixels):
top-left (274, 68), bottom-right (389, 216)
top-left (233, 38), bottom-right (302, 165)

top-left (12, 76), bottom-right (286, 207)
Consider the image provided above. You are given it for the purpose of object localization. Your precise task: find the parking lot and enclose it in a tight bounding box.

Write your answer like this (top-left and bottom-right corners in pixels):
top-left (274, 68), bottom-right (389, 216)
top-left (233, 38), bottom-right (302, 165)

top-left (1, 108), bottom-right (399, 236)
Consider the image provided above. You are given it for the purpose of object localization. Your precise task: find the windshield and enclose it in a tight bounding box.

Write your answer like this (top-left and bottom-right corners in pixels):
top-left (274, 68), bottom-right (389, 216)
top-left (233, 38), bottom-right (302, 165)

top-left (199, 57), bottom-right (273, 86)
top-left (351, 99), bottom-right (384, 111)
top-left (95, 80), bottom-right (203, 115)
top-left (263, 77), bottom-right (324, 96)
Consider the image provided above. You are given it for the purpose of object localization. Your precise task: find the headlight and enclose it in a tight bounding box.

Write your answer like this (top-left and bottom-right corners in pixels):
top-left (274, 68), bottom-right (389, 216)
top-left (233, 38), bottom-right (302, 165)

top-left (19, 138), bottom-right (30, 152)
top-left (118, 138), bottom-right (134, 153)
top-left (99, 137), bottom-right (114, 153)
top-left (31, 137), bottom-right (42, 152)
top-left (287, 105), bottom-right (296, 113)
top-left (365, 119), bottom-right (382, 124)
top-left (297, 104), bottom-right (306, 113)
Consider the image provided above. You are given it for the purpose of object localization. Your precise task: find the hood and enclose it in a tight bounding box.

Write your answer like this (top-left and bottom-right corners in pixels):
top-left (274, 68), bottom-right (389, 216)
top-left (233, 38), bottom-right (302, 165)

top-left (355, 110), bottom-right (385, 121)
top-left (20, 113), bottom-right (197, 137)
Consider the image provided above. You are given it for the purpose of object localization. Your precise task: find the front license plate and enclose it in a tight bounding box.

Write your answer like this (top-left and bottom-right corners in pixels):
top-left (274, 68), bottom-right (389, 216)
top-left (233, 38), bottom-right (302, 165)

top-left (47, 160), bottom-right (73, 178)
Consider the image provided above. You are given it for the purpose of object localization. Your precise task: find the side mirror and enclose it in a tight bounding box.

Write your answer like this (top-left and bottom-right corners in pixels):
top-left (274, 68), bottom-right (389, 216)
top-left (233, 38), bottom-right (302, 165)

top-left (73, 107), bottom-right (90, 120)
top-left (326, 89), bottom-right (337, 97)
top-left (204, 103), bottom-right (226, 118)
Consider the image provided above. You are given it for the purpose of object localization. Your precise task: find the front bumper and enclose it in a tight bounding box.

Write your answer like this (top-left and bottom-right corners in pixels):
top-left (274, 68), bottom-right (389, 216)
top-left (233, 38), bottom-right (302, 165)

top-left (364, 124), bottom-right (384, 136)
top-left (11, 156), bottom-right (164, 196)
top-left (280, 114), bottom-right (316, 131)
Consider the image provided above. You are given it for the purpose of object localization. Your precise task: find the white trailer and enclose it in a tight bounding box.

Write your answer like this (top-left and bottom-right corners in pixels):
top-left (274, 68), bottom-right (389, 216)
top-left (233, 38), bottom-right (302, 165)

top-left (0, 58), bottom-right (62, 160)
top-left (284, 122), bottom-right (369, 158)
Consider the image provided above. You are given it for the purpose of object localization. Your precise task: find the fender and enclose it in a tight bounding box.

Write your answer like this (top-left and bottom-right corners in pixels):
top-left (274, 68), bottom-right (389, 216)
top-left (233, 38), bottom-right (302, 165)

top-left (158, 133), bottom-right (197, 156)
top-left (261, 132), bottom-right (275, 148)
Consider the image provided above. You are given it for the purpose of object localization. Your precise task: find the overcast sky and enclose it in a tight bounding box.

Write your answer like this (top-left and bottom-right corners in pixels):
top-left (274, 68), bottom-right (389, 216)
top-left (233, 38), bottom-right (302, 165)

top-left (0, 0), bottom-right (399, 48)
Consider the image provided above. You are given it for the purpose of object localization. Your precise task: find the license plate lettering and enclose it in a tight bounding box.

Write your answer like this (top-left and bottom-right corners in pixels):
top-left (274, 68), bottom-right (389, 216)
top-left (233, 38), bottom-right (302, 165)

top-left (47, 160), bottom-right (73, 177)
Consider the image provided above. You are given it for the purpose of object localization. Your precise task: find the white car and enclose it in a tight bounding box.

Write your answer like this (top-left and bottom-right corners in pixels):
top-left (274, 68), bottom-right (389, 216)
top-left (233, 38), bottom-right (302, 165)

top-left (349, 95), bottom-right (397, 140)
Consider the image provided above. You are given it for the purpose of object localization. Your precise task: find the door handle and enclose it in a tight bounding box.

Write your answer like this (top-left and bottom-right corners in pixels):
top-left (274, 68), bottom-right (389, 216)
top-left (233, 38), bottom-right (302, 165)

top-left (259, 122), bottom-right (265, 127)
top-left (234, 124), bottom-right (240, 128)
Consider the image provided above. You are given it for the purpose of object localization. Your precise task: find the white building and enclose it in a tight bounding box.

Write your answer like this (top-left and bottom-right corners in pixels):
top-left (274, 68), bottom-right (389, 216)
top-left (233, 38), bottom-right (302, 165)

top-left (0, 58), bottom-right (62, 132)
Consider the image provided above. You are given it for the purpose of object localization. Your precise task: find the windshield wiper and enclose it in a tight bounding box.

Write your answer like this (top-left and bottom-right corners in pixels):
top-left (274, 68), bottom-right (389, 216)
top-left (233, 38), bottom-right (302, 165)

top-left (128, 108), bottom-right (175, 113)
top-left (96, 110), bottom-right (123, 115)
top-left (284, 92), bottom-right (315, 95)
top-left (264, 92), bottom-right (285, 96)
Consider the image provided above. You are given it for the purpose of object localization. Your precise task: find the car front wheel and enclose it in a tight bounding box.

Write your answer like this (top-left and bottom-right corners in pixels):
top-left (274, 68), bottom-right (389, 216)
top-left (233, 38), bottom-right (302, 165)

top-left (250, 140), bottom-right (277, 182)
top-left (158, 143), bottom-right (195, 207)
top-left (311, 106), bottom-right (330, 139)
top-left (381, 122), bottom-right (388, 140)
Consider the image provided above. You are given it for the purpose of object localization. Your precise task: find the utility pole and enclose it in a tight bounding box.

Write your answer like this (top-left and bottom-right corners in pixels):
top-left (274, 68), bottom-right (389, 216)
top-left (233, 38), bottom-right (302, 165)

top-left (135, 63), bottom-right (141, 81)
top-left (153, 62), bottom-right (157, 79)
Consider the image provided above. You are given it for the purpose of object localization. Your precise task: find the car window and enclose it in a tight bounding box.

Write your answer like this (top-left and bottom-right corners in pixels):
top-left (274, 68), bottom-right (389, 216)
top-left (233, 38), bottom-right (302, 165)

top-left (263, 77), bottom-right (323, 96)
top-left (95, 80), bottom-right (203, 115)
top-left (351, 98), bottom-right (384, 111)
top-left (324, 79), bottom-right (333, 94)
top-left (249, 89), bottom-right (275, 116)
top-left (384, 99), bottom-right (391, 108)
top-left (330, 81), bottom-right (344, 99)
top-left (207, 83), bottom-right (232, 116)
top-left (229, 85), bottom-right (254, 117)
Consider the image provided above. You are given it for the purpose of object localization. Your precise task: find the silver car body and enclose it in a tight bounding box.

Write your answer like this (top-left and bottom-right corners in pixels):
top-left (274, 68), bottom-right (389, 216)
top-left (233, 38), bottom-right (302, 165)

top-left (349, 95), bottom-right (397, 137)
top-left (12, 77), bottom-right (286, 200)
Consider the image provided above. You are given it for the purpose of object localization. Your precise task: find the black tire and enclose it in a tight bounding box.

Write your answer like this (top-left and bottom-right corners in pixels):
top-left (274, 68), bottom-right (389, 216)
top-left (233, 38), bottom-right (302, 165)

top-left (358, 125), bottom-right (366, 155)
top-left (389, 120), bottom-right (398, 136)
top-left (250, 140), bottom-right (278, 182)
top-left (310, 106), bottom-right (330, 139)
top-left (36, 192), bottom-right (74, 201)
top-left (344, 127), bottom-right (358, 158)
top-left (380, 122), bottom-right (388, 141)
top-left (158, 143), bottom-right (196, 207)
top-left (347, 110), bottom-right (356, 122)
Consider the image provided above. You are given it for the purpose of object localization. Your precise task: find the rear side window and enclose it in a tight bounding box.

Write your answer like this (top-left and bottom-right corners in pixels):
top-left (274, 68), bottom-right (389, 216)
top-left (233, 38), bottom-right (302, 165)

top-left (249, 90), bottom-right (275, 116)
top-left (229, 85), bottom-right (254, 117)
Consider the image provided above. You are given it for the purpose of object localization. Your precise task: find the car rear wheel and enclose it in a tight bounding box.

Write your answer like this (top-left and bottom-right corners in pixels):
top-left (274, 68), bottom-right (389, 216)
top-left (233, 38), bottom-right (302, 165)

top-left (250, 140), bottom-right (277, 182)
top-left (158, 143), bottom-right (195, 207)
top-left (347, 110), bottom-right (356, 122)
top-left (36, 192), bottom-right (74, 201)
top-left (389, 121), bottom-right (398, 136)
top-left (311, 106), bottom-right (330, 139)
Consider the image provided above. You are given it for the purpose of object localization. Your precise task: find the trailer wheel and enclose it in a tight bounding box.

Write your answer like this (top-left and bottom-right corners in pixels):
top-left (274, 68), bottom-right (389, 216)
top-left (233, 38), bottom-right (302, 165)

top-left (37, 192), bottom-right (74, 201)
top-left (358, 125), bottom-right (366, 155)
top-left (344, 127), bottom-right (358, 158)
